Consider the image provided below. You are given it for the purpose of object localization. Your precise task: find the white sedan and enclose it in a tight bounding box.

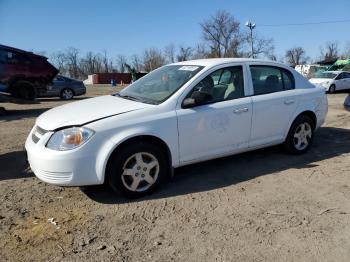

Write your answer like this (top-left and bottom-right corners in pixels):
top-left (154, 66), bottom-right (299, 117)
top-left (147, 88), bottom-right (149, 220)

top-left (309, 71), bottom-right (350, 93)
top-left (26, 59), bottom-right (328, 198)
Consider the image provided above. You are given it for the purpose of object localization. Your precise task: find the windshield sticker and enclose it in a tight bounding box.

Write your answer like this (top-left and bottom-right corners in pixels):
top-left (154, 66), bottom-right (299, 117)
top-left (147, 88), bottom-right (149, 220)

top-left (178, 66), bottom-right (199, 71)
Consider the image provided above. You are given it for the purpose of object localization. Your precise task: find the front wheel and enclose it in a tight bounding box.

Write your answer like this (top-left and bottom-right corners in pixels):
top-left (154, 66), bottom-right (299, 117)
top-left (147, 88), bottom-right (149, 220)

top-left (328, 84), bottom-right (336, 94)
top-left (284, 115), bottom-right (314, 154)
top-left (107, 142), bottom-right (168, 198)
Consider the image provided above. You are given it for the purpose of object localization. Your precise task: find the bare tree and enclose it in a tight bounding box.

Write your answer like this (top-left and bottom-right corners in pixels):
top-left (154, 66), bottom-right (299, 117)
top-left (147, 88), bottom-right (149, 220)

top-left (164, 43), bottom-right (176, 63)
top-left (116, 55), bottom-right (128, 73)
top-left (248, 33), bottom-right (274, 58)
top-left (130, 54), bottom-right (143, 72)
top-left (192, 43), bottom-right (209, 59)
top-left (80, 51), bottom-right (104, 77)
top-left (200, 10), bottom-right (241, 58)
top-left (142, 48), bottom-right (165, 72)
top-left (285, 47), bottom-right (308, 67)
top-left (101, 49), bottom-right (112, 73)
top-left (176, 45), bottom-right (193, 61)
top-left (320, 42), bottom-right (339, 62)
top-left (343, 41), bottom-right (350, 59)
top-left (50, 51), bottom-right (67, 75)
top-left (65, 47), bottom-right (80, 79)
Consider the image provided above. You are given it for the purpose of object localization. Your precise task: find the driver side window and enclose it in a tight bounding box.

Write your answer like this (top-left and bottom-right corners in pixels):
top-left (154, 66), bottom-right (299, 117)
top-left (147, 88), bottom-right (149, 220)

top-left (190, 66), bottom-right (245, 104)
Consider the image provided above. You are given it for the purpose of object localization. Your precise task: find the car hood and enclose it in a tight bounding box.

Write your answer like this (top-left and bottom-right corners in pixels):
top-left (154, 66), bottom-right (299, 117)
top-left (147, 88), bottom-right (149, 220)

top-left (309, 78), bottom-right (332, 84)
top-left (36, 95), bottom-right (152, 131)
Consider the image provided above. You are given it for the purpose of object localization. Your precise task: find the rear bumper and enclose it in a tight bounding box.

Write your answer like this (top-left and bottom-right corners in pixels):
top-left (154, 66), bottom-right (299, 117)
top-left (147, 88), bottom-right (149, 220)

top-left (74, 87), bottom-right (86, 96)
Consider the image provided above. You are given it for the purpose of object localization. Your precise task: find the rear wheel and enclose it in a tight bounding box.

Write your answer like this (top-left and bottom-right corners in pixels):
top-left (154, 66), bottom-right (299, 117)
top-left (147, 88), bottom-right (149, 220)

top-left (107, 142), bottom-right (168, 198)
top-left (60, 88), bottom-right (74, 100)
top-left (11, 81), bottom-right (36, 100)
top-left (329, 84), bottom-right (336, 94)
top-left (284, 115), bottom-right (314, 154)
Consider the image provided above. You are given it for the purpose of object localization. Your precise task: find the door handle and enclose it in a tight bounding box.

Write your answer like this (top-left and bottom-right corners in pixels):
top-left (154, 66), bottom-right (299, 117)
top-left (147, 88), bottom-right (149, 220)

top-left (233, 107), bottom-right (248, 113)
top-left (284, 99), bottom-right (295, 105)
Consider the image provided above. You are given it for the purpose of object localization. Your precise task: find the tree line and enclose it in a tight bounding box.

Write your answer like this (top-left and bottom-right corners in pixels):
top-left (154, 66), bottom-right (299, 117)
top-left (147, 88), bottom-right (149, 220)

top-left (45, 10), bottom-right (350, 79)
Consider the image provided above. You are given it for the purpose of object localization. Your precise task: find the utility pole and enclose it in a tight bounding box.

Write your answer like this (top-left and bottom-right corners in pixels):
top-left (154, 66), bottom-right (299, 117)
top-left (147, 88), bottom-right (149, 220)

top-left (245, 21), bottom-right (256, 58)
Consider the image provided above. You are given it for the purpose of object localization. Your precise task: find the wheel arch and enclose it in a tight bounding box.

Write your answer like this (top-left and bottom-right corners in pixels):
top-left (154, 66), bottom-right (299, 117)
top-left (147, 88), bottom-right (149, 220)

top-left (285, 110), bottom-right (317, 139)
top-left (99, 134), bottom-right (173, 183)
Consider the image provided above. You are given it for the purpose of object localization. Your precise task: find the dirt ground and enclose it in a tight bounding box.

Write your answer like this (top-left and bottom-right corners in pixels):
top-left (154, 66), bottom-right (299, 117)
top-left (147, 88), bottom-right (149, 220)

top-left (1, 86), bottom-right (350, 262)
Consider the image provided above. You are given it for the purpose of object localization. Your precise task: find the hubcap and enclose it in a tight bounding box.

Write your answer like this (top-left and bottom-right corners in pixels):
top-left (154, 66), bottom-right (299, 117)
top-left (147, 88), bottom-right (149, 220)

top-left (121, 152), bottom-right (159, 192)
top-left (293, 122), bottom-right (312, 151)
top-left (62, 89), bottom-right (73, 99)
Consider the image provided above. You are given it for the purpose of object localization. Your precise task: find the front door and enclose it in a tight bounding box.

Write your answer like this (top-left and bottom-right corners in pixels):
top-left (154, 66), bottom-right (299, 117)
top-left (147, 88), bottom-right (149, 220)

top-left (176, 65), bottom-right (253, 163)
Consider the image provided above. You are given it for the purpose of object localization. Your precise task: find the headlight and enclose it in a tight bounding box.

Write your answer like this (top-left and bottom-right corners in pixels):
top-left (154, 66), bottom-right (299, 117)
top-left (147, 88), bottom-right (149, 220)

top-left (46, 127), bottom-right (94, 151)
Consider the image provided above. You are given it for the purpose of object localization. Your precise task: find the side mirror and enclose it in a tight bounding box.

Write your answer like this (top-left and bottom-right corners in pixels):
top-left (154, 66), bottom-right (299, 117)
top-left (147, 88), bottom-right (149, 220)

top-left (182, 91), bottom-right (212, 108)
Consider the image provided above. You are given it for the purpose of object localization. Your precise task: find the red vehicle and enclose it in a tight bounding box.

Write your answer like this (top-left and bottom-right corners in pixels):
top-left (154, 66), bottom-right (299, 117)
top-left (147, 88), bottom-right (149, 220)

top-left (0, 44), bottom-right (58, 100)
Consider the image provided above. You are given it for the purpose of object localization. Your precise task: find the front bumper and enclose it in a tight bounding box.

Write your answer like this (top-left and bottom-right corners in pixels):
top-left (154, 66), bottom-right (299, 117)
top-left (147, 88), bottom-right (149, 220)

top-left (25, 126), bottom-right (103, 186)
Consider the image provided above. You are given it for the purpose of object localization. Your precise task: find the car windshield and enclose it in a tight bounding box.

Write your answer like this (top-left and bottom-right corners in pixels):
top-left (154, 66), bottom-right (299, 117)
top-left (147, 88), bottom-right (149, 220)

top-left (315, 72), bottom-right (337, 79)
top-left (115, 65), bottom-right (204, 104)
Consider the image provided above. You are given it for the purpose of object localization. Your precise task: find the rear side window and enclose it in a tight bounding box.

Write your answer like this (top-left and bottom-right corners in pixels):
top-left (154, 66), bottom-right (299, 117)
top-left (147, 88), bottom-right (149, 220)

top-left (250, 65), bottom-right (295, 95)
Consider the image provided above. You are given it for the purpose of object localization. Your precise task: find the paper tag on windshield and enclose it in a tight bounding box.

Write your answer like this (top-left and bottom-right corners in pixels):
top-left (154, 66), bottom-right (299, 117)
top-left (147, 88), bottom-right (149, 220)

top-left (178, 66), bottom-right (199, 71)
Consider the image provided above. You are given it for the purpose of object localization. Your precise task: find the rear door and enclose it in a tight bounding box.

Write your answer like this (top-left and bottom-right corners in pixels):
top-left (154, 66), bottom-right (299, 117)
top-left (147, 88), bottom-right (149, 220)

top-left (340, 72), bottom-right (350, 90)
top-left (248, 65), bottom-right (298, 147)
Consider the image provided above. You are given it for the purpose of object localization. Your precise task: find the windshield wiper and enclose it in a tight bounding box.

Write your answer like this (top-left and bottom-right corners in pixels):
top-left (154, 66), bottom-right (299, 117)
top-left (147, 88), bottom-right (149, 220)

top-left (114, 93), bottom-right (141, 101)
top-left (114, 93), bottom-right (158, 105)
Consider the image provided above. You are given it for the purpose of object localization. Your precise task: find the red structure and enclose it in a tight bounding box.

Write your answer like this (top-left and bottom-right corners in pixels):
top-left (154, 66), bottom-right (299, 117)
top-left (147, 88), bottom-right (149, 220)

top-left (93, 73), bottom-right (131, 84)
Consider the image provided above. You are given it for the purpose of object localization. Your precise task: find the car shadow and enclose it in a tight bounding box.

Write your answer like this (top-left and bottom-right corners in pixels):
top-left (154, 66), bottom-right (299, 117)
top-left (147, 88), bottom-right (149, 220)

top-left (82, 126), bottom-right (350, 204)
top-left (0, 150), bottom-right (34, 181)
top-left (0, 108), bottom-right (51, 122)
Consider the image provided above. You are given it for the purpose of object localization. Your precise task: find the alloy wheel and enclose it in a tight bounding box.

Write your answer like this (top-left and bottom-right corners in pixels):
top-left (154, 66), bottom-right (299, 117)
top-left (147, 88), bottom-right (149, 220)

top-left (293, 122), bottom-right (312, 151)
top-left (62, 89), bottom-right (73, 99)
top-left (121, 152), bottom-right (159, 192)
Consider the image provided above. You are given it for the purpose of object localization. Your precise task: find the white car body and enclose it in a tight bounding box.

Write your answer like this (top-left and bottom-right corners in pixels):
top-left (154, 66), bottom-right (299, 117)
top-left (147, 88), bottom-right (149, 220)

top-left (25, 58), bottom-right (328, 187)
top-left (309, 71), bottom-right (350, 92)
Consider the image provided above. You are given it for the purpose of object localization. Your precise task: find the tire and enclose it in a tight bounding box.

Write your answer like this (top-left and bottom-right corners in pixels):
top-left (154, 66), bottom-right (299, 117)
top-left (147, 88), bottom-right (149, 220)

top-left (60, 88), bottom-right (74, 100)
top-left (12, 81), bottom-right (36, 100)
top-left (284, 115), bottom-right (314, 154)
top-left (329, 84), bottom-right (336, 94)
top-left (107, 142), bottom-right (168, 198)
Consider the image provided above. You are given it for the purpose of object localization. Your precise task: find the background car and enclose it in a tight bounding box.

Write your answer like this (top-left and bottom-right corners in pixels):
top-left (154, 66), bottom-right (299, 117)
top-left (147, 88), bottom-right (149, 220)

top-left (309, 71), bottom-right (350, 93)
top-left (39, 75), bottom-right (86, 100)
top-left (0, 44), bottom-right (58, 100)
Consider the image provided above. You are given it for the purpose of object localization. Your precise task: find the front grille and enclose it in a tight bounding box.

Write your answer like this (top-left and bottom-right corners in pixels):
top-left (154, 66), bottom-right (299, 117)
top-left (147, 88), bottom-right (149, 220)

top-left (32, 126), bottom-right (48, 143)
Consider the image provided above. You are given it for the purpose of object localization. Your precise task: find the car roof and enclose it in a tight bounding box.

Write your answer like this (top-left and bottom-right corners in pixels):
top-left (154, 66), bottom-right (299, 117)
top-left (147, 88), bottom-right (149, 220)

top-left (0, 44), bottom-right (47, 59)
top-left (170, 58), bottom-right (288, 68)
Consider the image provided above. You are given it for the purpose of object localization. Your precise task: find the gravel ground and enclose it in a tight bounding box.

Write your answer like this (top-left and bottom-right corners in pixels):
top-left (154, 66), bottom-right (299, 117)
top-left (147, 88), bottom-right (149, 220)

top-left (1, 86), bottom-right (350, 262)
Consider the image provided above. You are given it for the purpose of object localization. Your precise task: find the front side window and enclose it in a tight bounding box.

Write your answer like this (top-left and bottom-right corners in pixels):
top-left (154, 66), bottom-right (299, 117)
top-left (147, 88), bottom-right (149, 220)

top-left (250, 65), bottom-right (295, 95)
top-left (315, 72), bottom-right (337, 79)
top-left (117, 65), bottom-right (203, 104)
top-left (336, 73), bottom-right (345, 80)
top-left (54, 76), bottom-right (65, 81)
top-left (188, 66), bottom-right (245, 104)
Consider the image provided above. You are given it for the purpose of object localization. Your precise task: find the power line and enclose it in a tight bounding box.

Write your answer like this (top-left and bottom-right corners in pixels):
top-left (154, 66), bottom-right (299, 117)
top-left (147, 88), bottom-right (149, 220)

top-left (259, 19), bottom-right (350, 27)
